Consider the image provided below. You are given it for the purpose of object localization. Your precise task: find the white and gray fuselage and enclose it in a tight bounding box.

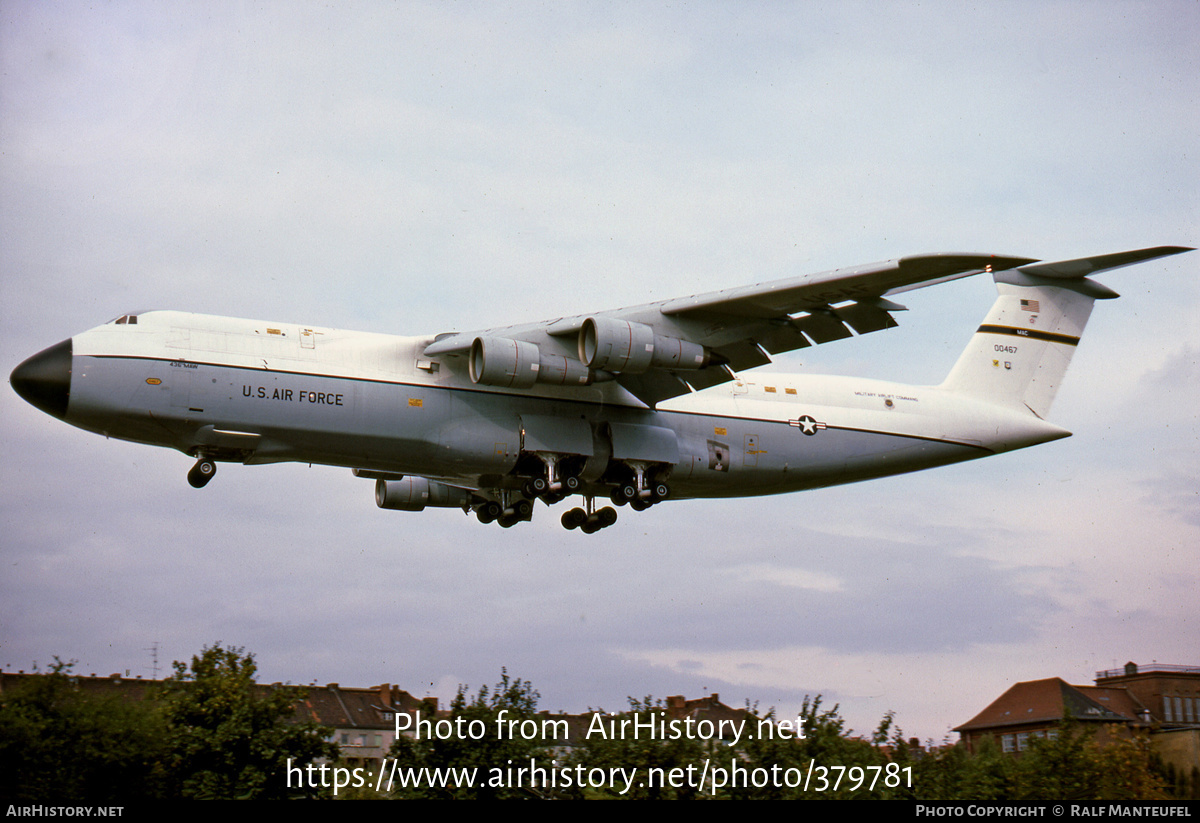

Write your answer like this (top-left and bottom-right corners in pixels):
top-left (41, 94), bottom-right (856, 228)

top-left (58, 310), bottom-right (1067, 500)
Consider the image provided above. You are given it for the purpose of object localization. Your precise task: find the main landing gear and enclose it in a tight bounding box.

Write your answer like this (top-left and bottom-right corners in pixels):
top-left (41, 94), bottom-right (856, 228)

top-left (561, 497), bottom-right (618, 534)
top-left (474, 493), bottom-right (534, 528)
top-left (187, 457), bottom-right (216, 488)
top-left (521, 453), bottom-right (582, 505)
top-left (608, 461), bottom-right (670, 512)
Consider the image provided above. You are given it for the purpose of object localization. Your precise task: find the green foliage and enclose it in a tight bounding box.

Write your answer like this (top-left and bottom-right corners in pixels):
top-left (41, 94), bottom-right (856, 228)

top-left (732, 696), bottom-right (906, 799)
top-left (1, 645), bottom-right (336, 801)
top-left (914, 722), bottom-right (1168, 802)
top-left (569, 696), bottom-right (708, 799)
top-left (387, 669), bottom-right (570, 799)
top-left (1007, 722), bottom-right (1167, 801)
top-left (158, 643), bottom-right (337, 799)
top-left (0, 659), bottom-right (168, 802)
top-left (913, 734), bottom-right (1016, 801)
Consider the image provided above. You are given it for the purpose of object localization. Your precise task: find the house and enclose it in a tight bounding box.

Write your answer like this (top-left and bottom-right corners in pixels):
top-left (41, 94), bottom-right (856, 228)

top-left (954, 663), bottom-right (1200, 793)
top-left (292, 682), bottom-right (435, 770)
top-left (954, 677), bottom-right (1147, 755)
top-left (1094, 663), bottom-right (1200, 728)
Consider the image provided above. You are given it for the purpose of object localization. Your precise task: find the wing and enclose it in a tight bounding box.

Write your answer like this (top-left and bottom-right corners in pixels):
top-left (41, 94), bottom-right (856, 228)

top-left (421, 248), bottom-right (1187, 407)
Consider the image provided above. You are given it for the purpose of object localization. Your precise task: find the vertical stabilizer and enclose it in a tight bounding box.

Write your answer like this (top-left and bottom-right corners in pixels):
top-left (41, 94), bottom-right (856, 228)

top-left (940, 246), bottom-right (1191, 418)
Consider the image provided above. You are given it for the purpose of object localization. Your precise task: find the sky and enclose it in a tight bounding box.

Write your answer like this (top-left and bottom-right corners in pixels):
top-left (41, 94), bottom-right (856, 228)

top-left (1, 1), bottom-right (1197, 745)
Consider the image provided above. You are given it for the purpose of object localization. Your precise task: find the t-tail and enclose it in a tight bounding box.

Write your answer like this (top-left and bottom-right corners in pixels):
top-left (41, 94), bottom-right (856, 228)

top-left (941, 246), bottom-right (1192, 419)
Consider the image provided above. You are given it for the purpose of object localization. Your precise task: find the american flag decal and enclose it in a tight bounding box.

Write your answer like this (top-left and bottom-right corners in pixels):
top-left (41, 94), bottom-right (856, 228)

top-left (1020, 299), bottom-right (1040, 313)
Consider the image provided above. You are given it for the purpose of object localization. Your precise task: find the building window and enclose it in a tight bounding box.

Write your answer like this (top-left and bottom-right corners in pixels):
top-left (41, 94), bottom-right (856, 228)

top-left (1016, 733), bottom-right (1030, 751)
top-left (1001, 734), bottom-right (1015, 753)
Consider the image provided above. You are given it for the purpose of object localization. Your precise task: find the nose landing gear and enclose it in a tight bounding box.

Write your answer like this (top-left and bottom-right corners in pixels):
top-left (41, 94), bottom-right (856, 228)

top-left (187, 458), bottom-right (216, 488)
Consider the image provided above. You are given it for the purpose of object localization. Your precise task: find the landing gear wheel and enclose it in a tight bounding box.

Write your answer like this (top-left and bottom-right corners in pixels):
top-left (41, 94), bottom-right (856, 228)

top-left (513, 499), bottom-right (533, 521)
top-left (561, 507), bottom-right (587, 530)
top-left (477, 501), bottom-right (502, 525)
top-left (631, 499), bottom-right (651, 512)
top-left (188, 459), bottom-right (216, 488)
top-left (651, 482), bottom-right (670, 502)
top-left (563, 475), bottom-right (581, 493)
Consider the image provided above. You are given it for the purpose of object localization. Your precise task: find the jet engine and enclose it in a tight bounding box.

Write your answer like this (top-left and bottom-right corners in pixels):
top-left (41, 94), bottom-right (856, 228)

top-left (578, 317), bottom-right (709, 373)
top-left (375, 477), bottom-right (472, 511)
top-left (469, 336), bottom-right (596, 388)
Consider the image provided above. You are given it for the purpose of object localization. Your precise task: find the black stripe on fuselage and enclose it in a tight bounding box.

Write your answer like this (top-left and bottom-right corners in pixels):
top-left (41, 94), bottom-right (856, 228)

top-left (976, 324), bottom-right (1079, 346)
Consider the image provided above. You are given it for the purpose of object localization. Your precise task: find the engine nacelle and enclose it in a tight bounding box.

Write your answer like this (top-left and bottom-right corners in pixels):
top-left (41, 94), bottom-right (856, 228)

top-left (535, 352), bottom-right (596, 386)
top-left (469, 337), bottom-right (600, 388)
top-left (375, 477), bottom-right (472, 511)
top-left (470, 337), bottom-right (540, 388)
top-left (578, 317), bottom-right (709, 373)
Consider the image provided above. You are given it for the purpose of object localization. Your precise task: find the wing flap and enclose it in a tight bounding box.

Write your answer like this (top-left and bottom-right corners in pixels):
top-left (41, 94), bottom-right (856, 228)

top-left (835, 299), bottom-right (903, 335)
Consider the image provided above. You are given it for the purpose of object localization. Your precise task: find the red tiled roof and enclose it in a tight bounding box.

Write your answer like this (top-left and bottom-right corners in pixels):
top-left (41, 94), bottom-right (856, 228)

top-left (954, 677), bottom-right (1139, 732)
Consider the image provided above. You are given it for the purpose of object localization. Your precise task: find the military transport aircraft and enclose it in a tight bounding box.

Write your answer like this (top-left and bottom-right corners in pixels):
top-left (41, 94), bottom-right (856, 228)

top-left (10, 246), bottom-right (1191, 533)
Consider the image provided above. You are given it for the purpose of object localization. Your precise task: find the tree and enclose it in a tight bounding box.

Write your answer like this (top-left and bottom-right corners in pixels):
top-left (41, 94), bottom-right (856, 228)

top-left (912, 722), bottom-right (1168, 802)
top-left (387, 669), bottom-right (570, 799)
top-left (569, 696), bottom-right (708, 800)
top-left (157, 643), bottom-right (337, 799)
top-left (732, 696), bottom-right (904, 799)
top-left (0, 659), bottom-right (167, 802)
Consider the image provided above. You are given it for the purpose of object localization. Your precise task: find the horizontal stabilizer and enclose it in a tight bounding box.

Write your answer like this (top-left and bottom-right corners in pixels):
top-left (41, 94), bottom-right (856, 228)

top-left (1017, 246), bottom-right (1192, 279)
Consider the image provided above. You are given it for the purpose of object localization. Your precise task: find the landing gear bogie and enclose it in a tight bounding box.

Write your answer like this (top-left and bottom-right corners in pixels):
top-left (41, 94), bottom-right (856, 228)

top-left (561, 499), bottom-right (617, 534)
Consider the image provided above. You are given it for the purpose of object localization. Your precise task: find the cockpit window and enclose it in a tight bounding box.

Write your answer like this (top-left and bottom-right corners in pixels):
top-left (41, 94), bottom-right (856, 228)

top-left (112, 314), bottom-right (138, 325)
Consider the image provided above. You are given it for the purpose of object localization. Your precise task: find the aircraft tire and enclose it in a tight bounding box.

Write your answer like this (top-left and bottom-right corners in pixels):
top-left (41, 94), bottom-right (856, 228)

top-left (564, 475), bottom-right (581, 492)
top-left (597, 506), bottom-right (617, 528)
top-left (631, 499), bottom-right (651, 512)
top-left (652, 482), bottom-right (670, 502)
top-left (188, 459), bottom-right (216, 489)
top-left (561, 507), bottom-right (586, 530)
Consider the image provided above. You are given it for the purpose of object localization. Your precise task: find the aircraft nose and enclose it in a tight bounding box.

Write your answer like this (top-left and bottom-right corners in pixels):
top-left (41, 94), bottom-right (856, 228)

top-left (11, 339), bottom-right (72, 420)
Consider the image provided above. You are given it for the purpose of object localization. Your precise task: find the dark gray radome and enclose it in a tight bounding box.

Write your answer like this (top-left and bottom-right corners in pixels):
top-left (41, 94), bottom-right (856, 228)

top-left (11, 338), bottom-right (72, 420)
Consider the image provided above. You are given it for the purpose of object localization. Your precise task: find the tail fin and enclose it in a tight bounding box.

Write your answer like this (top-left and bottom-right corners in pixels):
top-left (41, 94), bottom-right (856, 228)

top-left (941, 246), bottom-right (1192, 418)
